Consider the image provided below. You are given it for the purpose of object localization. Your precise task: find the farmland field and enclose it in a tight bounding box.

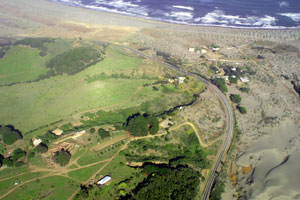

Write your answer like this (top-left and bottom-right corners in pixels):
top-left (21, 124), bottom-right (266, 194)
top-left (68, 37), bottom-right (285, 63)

top-left (0, 46), bottom-right (48, 85)
top-left (0, 39), bottom-right (186, 134)
top-left (0, 37), bottom-right (208, 200)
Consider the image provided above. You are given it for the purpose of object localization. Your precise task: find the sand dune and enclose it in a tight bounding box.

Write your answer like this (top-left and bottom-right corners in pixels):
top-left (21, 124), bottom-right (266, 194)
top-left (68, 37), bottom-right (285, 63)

top-left (238, 120), bottom-right (300, 199)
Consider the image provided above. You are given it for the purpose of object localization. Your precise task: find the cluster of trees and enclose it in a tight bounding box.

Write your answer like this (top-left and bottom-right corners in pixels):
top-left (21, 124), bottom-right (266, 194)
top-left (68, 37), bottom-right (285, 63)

top-left (210, 179), bottom-right (225, 200)
top-left (230, 94), bottom-right (247, 114)
top-left (239, 87), bottom-right (250, 93)
top-left (122, 164), bottom-right (200, 200)
top-left (37, 131), bottom-right (58, 145)
top-left (0, 125), bottom-right (23, 145)
top-left (97, 128), bottom-right (110, 139)
top-left (211, 78), bottom-right (228, 93)
top-left (126, 113), bottom-right (159, 137)
top-left (15, 37), bottom-right (54, 50)
top-left (46, 47), bottom-right (102, 75)
top-left (230, 94), bottom-right (241, 104)
top-left (36, 143), bottom-right (48, 153)
top-left (0, 148), bottom-right (26, 168)
top-left (53, 149), bottom-right (71, 166)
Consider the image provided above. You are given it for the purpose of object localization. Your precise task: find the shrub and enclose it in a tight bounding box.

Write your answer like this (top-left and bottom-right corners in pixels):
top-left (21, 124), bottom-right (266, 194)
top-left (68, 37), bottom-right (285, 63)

top-left (212, 78), bottom-right (228, 93)
top-left (90, 128), bottom-right (95, 133)
top-left (36, 143), bottom-right (48, 153)
top-left (12, 148), bottom-right (26, 161)
top-left (97, 128), bottom-right (110, 139)
top-left (53, 149), bottom-right (71, 166)
top-left (237, 106), bottom-right (247, 114)
top-left (3, 157), bottom-right (14, 167)
top-left (239, 87), bottom-right (250, 93)
top-left (230, 94), bottom-right (241, 104)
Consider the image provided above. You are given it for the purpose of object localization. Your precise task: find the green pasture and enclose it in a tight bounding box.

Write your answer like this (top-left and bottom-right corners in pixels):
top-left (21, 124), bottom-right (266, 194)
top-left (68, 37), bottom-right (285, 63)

top-left (0, 46), bottom-right (48, 85)
top-left (0, 45), bottom-right (168, 134)
top-left (67, 162), bottom-right (105, 182)
top-left (0, 171), bottom-right (48, 196)
top-left (2, 176), bottom-right (79, 200)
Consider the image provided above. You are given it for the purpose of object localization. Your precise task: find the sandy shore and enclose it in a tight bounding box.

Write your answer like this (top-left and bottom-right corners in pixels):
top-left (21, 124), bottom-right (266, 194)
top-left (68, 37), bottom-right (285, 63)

top-left (0, 0), bottom-right (299, 42)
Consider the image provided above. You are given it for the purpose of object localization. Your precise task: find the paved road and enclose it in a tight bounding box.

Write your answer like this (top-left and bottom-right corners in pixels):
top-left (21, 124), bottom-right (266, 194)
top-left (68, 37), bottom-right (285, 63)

top-left (118, 44), bottom-right (234, 200)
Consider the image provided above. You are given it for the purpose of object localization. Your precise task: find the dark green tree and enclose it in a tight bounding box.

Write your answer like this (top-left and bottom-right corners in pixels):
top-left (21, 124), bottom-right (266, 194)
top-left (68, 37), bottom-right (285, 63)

top-left (230, 94), bottom-right (242, 104)
top-left (97, 128), bottom-right (110, 139)
top-left (0, 125), bottom-right (23, 145)
top-left (53, 149), bottom-right (71, 166)
top-left (237, 105), bottom-right (247, 114)
top-left (36, 143), bottom-right (48, 153)
top-left (12, 148), bottom-right (26, 161)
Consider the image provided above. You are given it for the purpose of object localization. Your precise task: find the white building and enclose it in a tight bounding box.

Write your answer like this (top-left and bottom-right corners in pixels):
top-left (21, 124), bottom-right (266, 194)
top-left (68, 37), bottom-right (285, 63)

top-left (201, 49), bottom-right (207, 54)
top-left (33, 138), bottom-right (42, 146)
top-left (240, 77), bottom-right (249, 83)
top-left (178, 77), bottom-right (186, 84)
top-left (221, 76), bottom-right (229, 81)
top-left (188, 48), bottom-right (195, 52)
top-left (97, 176), bottom-right (112, 185)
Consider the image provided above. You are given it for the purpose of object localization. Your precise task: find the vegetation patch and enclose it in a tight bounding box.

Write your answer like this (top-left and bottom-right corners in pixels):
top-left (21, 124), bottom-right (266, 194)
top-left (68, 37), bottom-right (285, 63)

top-left (126, 113), bottom-right (159, 137)
top-left (0, 125), bottom-right (23, 145)
top-left (45, 47), bottom-right (103, 75)
top-left (122, 164), bottom-right (200, 200)
top-left (68, 163), bottom-right (104, 182)
top-left (53, 149), bottom-right (72, 166)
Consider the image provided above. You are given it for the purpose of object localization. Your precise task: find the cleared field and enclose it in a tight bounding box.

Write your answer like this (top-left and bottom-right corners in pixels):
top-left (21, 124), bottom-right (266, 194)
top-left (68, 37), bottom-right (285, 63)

top-left (0, 46), bottom-right (48, 85)
top-left (2, 176), bottom-right (79, 200)
top-left (0, 45), bottom-right (171, 133)
top-left (92, 132), bottom-right (129, 151)
top-left (67, 162), bottom-right (105, 182)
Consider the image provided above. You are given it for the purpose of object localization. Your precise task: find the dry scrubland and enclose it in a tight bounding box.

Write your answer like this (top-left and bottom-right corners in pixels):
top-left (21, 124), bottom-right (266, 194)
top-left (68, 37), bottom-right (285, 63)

top-left (0, 0), bottom-right (300, 199)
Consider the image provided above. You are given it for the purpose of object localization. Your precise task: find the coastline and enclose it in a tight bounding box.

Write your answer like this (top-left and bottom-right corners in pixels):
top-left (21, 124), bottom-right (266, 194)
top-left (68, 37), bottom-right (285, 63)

top-left (48, 0), bottom-right (300, 30)
top-left (0, 0), bottom-right (300, 42)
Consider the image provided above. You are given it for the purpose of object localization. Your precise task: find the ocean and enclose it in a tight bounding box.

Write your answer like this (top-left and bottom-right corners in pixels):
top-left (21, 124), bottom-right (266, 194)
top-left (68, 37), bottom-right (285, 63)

top-left (50, 0), bottom-right (300, 28)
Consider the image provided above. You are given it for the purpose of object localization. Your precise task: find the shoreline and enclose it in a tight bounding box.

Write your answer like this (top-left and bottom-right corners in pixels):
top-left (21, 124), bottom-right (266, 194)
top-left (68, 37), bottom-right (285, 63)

top-left (49, 0), bottom-right (300, 31)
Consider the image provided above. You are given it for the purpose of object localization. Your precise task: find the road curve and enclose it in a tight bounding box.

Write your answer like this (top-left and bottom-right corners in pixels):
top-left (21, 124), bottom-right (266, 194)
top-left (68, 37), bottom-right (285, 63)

top-left (117, 44), bottom-right (234, 200)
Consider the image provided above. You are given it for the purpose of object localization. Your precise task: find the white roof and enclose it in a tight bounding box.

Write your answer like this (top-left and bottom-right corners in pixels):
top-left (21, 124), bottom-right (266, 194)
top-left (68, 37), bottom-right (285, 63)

top-left (97, 176), bottom-right (111, 185)
top-left (33, 138), bottom-right (42, 146)
top-left (240, 77), bottom-right (249, 82)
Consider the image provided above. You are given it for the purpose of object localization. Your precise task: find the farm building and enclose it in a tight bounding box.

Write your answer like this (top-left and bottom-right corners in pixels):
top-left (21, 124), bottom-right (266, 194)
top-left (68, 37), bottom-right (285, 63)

top-left (240, 77), bottom-right (249, 83)
top-left (97, 176), bottom-right (112, 185)
top-left (32, 138), bottom-right (42, 146)
top-left (188, 48), bottom-right (195, 52)
top-left (52, 129), bottom-right (63, 136)
top-left (178, 77), bottom-right (186, 84)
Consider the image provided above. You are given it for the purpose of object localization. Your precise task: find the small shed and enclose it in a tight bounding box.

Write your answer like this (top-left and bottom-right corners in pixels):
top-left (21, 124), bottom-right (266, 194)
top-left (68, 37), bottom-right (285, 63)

top-left (178, 77), bottom-right (186, 84)
top-left (188, 48), bottom-right (195, 52)
top-left (52, 129), bottom-right (63, 136)
top-left (240, 77), bottom-right (249, 83)
top-left (32, 138), bottom-right (42, 146)
top-left (97, 176), bottom-right (112, 185)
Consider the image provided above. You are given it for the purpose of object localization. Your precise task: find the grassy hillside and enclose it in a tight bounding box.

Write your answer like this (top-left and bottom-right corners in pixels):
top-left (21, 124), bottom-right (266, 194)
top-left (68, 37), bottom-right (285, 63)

top-left (0, 46), bottom-right (48, 85)
top-left (0, 38), bottom-right (198, 134)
